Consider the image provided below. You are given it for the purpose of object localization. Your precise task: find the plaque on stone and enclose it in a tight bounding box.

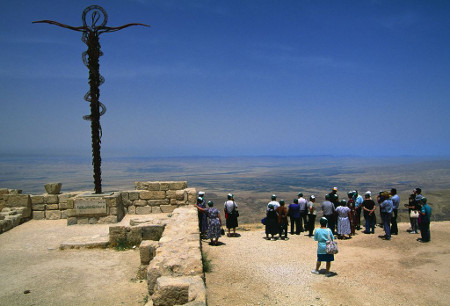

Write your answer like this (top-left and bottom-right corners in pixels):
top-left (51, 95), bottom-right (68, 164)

top-left (74, 198), bottom-right (107, 215)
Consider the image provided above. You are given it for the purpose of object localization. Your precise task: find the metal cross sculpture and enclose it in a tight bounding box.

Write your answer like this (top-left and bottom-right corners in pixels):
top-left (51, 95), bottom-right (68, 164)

top-left (34, 5), bottom-right (149, 194)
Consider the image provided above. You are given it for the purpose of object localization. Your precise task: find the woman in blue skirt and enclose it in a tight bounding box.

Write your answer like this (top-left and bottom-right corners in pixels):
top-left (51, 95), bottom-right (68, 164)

top-left (311, 217), bottom-right (335, 277)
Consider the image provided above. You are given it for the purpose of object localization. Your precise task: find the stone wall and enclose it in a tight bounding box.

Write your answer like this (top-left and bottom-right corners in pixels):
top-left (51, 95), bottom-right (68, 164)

top-left (0, 189), bottom-right (32, 234)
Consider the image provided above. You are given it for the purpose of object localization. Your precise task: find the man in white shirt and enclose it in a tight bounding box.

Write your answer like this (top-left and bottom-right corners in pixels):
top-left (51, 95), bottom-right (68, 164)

top-left (267, 194), bottom-right (280, 211)
top-left (298, 192), bottom-right (308, 232)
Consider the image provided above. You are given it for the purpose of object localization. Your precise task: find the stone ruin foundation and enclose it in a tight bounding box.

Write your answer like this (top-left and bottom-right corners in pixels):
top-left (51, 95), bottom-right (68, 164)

top-left (0, 181), bottom-right (206, 305)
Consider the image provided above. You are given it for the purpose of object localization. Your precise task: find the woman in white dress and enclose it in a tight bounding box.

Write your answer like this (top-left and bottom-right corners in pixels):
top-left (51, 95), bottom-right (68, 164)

top-left (336, 199), bottom-right (351, 239)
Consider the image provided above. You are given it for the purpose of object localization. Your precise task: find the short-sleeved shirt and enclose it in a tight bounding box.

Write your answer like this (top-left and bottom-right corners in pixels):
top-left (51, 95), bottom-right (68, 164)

top-left (314, 227), bottom-right (334, 254)
top-left (224, 200), bottom-right (238, 214)
top-left (391, 194), bottom-right (400, 210)
top-left (421, 204), bottom-right (432, 223)
top-left (298, 197), bottom-right (308, 211)
top-left (288, 203), bottom-right (300, 218)
top-left (380, 199), bottom-right (393, 214)
top-left (267, 200), bottom-right (280, 211)
top-left (307, 201), bottom-right (316, 215)
top-left (355, 195), bottom-right (364, 208)
top-left (322, 201), bottom-right (335, 216)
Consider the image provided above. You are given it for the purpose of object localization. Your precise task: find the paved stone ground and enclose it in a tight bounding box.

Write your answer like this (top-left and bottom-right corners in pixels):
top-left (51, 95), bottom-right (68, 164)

top-left (0, 217), bottom-right (150, 305)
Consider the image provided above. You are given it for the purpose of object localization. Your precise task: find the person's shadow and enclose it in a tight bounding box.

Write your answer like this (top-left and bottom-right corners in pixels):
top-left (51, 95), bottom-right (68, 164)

top-left (209, 241), bottom-right (226, 246)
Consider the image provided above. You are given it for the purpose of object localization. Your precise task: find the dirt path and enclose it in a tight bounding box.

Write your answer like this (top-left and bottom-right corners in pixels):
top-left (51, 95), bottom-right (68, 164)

top-left (203, 222), bottom-right (450, 305)
top-left (0, 219), bottom-right (148, 305)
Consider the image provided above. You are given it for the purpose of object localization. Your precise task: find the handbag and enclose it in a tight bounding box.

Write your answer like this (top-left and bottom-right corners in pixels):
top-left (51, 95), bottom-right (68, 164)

top-left (232, 201), bottom-right (239, 217)
top-left (410, 210), bottom-right (419, 218)
top-left (325, 229), bottom-right (338, 254)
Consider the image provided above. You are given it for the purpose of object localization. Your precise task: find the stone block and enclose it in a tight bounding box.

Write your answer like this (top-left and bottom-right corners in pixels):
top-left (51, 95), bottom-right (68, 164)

top-left (105, 194), bottom-right (120, 207)
top-left (128, 205), bottom-right (136, 214)
top-left (139, 240), bottom-right (159, 265)
top-left (168, 181), bottom-right (188, 190)
top-left (152, 276), bottom-right (189, 306)
top-left (6, 195), bottom-right (30, 207)
top-left (129, 191), bottom-right (140, 201)
top-left (44, 182), bottom-right (62, 194)
top-left (148, 200), bottom-right (170, 206)
top-left (135, 181), bottom-right (160, 191)
top-left (59, 199), bottom-right (74, 209)
top-left (98, 215), bottom-right (118, 224)
top-left (77, 218), bottom-right (89, 224)
top-left (32, 204), bottom-right (45, 211)
top-left (45, 204), bottom-right (59, 210)
top-left (136, 206), bottom-right (152, 215)
top-left (67, 217), bottom-right (77, 225)
top-left (159, 182), bottom-right (170, 191)
top-left (186, 188), bottom-right (197, 205)
top-left (160, 205), bottom-right (176, 213)
top-left (74, 198), bottom-right (107, 216)
top-left (65, 209), bottom-right (76, 217)
top-left (139, 191), bottom-right (166, 200)
top-left (89, 217), bottom-right (97, 224)
top-left (44, 195), bottom-right (59, 204)
top-left (151, 207), bottom-right (162, 214)
top-left (176, 190), bottom-right (186, 201)
top-left (5, 214), bottom-right (21, 227)
top-left (16, 207), bottom-right (31, 218)
top-left (33, 211), bottom-right (45, 220)
top-left (61, 210), bottom-right (68, 219)
top-left (136, 264), bottom-right (148, 280)
top-left (134, 200), bottom-right (148, 206)
top-left (46, 210), bottom-right (61, 220)
top-left (110, 207), bottom-right (117, 215)
top-left (31, 195), bottom-right (44, 204)
top-left (0, 219), bottom-right (13, 233)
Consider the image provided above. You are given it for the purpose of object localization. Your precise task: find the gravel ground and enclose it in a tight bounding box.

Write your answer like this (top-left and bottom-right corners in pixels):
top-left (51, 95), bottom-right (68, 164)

top-left (203, 222), bottom-right (450, 305)
top-left (0, 218), bottom-right (148, 305)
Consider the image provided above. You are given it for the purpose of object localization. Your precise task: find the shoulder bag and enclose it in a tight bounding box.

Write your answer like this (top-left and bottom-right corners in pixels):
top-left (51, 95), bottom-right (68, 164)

top-left (326, 229), bottom-right (338, 254)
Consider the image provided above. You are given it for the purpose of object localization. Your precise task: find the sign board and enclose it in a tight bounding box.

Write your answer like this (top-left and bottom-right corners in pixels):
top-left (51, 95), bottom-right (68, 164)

top-left (74, 198), bottom-right (107, 215)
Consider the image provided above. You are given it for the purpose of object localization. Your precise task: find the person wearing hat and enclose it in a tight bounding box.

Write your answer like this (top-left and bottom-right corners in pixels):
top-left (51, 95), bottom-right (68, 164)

top-left (196, 194), bottom-right (208, 238)
top-left (418, 197), bottom-right (431, 243)
top-left (311, 217), bottom-right (335, 277)
top-left (265, 203), bottom-right (279, 240)
top-left (224, 193), bottom-right (239, 237)
top-left (267, 194), bottom-right (280, 211)
top-left (306, 195), bottom-right (317, 237)
top-left (330, 187), bottom-right (340, 208)
top-left (298, 192), bottom-right (308, 232)
top-left (347, 191), bottom-right (356, 236)
top-left (288, 198), bottom-right (301, 235)
top-left (197, 201), bottom-right (222, 246)
top-left (321, 194), bottom-right (336, 234)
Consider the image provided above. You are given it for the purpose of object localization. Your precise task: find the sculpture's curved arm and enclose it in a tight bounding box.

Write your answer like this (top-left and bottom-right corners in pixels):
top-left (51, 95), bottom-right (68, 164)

top-left (32, 20), bottom-right (87, 32)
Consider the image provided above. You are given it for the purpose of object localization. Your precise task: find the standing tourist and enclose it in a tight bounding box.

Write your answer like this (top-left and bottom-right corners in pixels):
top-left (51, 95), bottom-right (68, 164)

top-left (390, 188), bottom-right (400, 235)
top-left (322, 194), bottom-right (336, 234)
top-left (329, 187), bottom-right (340, 208)
top-left (418, 197), bottom-right (431, 243)
top-left (353, 190), bottom-right (364, 230)
top-left (224, 193), bottom-right (239, 237)
top-left (298, 192), bottom-right (308, 232)
top-left (197, 201), bottom-right (222, 246)
top-left (311, 217), bottom-right (335, 277)
top-left (306, 195), bottom-right (317, 237)
top-left (336, 199), bottom-right (352, 239)
top-left (276, 200), bottom-right (289, 240)
top-left (267, 194), bottom-right (280, 211)
top-left (265, 204), bottom-right (279, 240)
top-left (378, 191), bottom-right (393, 240)
top-left (196, 192), bottom-right (208, 238)
top-left (347, 192), bottom-right (356, 236)
top-left (362, 191), bottom-right (376, 234)
top-left (406, 188), bottom-right (422, 234)
top-left (288, 199), bottom-right (301, 235)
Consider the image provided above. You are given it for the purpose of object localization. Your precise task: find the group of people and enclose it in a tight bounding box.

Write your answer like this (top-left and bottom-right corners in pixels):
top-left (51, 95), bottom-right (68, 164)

top-left (196, 191), bottom-right (239, 245)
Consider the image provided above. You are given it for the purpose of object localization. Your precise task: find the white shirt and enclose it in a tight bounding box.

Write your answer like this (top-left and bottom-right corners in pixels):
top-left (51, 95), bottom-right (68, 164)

top-left (224, 200), bottom-right (238, 213)
top-left (298, 197), bottom-right (308, 211)
top-left (267, 200), bottom-right (280, 211)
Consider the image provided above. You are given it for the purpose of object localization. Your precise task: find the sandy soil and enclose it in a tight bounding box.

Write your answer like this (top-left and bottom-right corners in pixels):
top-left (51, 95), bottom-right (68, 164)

top-left (0, 218), bottom-right (148, 305)
top-left (203, 222), bottom-right (450, 306)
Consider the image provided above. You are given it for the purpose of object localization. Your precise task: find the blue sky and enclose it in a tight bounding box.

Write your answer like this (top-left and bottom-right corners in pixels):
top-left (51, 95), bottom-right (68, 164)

top-left (1, 0), bottom-right (449, 157)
